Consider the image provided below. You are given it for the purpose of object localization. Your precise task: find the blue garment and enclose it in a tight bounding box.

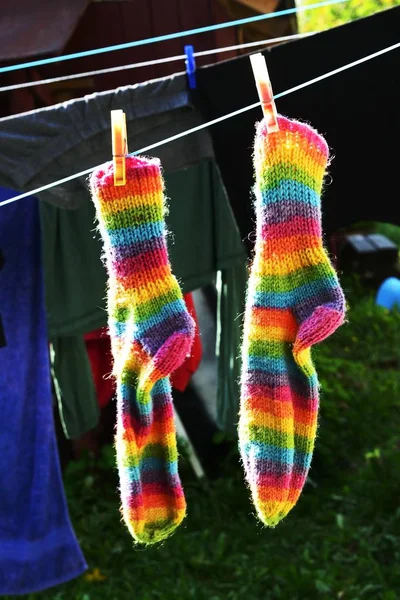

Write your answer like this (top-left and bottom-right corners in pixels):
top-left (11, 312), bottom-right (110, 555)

top-left (0, 189), bottom-right (87, 595)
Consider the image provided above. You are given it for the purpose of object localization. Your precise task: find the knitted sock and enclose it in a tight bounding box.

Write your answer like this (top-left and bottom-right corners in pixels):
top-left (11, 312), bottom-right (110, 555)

top-left (239, 116), bottom-right (345, 527)
top-left (90, 156), bottom-right (195, 544)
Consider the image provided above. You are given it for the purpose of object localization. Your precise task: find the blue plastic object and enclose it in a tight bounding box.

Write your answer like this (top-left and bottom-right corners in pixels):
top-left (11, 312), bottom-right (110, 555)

top-left (184, 45), bottom-right (196, 90)
top-left (375, 277), bottom-right (400, 310)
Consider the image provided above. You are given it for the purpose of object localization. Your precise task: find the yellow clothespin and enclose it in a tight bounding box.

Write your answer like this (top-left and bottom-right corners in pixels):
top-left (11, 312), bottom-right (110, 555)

top-left (111, 109), bottom-right (128, 186)
top-left (250, 53), bottom-right (279, 133)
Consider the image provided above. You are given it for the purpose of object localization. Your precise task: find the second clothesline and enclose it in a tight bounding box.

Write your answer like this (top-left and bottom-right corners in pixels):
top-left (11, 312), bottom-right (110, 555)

top-left (0, 39), bottom-right (399, 209)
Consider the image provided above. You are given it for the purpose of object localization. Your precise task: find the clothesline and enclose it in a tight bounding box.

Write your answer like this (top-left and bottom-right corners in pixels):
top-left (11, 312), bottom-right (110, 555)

top-left (0, 32), bottom-right (315, 93)
top-left (0, 39), bottom-right (399, 209)
top-left (0, 0), bottom-right (346, 74)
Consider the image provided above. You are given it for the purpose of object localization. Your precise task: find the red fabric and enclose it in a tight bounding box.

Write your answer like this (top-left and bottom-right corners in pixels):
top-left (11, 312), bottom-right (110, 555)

top-left (170, 293), bottom-right (203, 392)
top-left (84, 326), bottom-right (115, 409)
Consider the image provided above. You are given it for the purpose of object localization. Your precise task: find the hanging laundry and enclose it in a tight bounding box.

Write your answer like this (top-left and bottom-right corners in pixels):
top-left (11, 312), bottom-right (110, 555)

top-left (40, 159), bottom-right (246, 438)
top-left (40, 199), bottom-right (107, 337)
top-left (50, 336), bottom-right (100, 439)
top-left (0, 73), bottom-right (214, 209)
top-left (41, 198), bottom-right (104, 439)
top-left (170, 293), bottom-right (203, 393)
top-left (216, 262), bottom-right (248, 435)
top-left (165, 161), bottom-right (247, 293)
top-left (0, 187), bottom-right (87, 595)
top-left (0, 69), bottom-right (247, 438)
top-left (239, 117), bottom-right (345, 527)
top-left (194, 5), bottom-right (400, 252)
top-left (89, 156), bottom-right (195, 544)
top-left (40, 160), bottom-right (245, 336)
top-left (84, 326), bottom-right (116, 409)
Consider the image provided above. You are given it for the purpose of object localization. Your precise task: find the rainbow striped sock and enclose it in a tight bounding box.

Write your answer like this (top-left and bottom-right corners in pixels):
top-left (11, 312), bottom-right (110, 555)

top-left (90, 156), bottom-right (194, 544)
top-left (239, 116), bottom-right (345, 527)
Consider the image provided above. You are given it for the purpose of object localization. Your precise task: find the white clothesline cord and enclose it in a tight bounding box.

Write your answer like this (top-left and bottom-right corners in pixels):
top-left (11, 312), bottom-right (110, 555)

top-left (195, 31), bottom-right (315, 56)
top-left (0, 0), bottom-right (348, 74)
top-left (0, 40), bottom-right (399, 209)
top-left (0, 55), bottom-right (186, 93)
top-left (0, 33), bottom-right (314, 93)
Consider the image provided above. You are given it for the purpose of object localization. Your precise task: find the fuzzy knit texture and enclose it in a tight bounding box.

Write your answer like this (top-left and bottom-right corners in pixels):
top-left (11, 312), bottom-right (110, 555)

top-left (89, 156), bottom-right (195, 544)
top-left (239, 115), bottom-right (345, 527)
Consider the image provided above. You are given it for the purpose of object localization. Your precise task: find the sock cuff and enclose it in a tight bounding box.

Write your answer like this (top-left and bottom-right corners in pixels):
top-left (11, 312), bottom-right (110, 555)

top-left (89, 156), bottom-right (165, 226)
top-left (90, 155), bottom-right (162, 194)
top-left (89, 156), bottom-right (172, 293)
top-left (256, 115), bottom-right (329, 157)
top-left (254, 115), bottom-right (330, 200)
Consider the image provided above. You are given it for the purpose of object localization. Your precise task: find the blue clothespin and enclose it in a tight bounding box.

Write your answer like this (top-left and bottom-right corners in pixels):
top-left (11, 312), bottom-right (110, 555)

top-left (184, 44), bottom-right (196, 90)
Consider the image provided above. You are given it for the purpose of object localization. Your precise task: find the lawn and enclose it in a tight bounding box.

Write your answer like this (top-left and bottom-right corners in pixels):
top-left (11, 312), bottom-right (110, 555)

top-left (297, 0), bottom-right (400, 33)
top-left (10, 272), bottom-right (400, 600)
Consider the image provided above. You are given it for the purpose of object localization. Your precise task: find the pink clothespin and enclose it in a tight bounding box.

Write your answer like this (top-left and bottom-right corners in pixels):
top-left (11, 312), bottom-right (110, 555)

top-left (250, 53), bottom-right (279, 133)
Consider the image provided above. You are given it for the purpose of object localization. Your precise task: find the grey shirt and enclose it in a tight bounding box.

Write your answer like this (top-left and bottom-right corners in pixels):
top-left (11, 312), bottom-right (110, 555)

top-left (0, 72), bottom-right (214, 209)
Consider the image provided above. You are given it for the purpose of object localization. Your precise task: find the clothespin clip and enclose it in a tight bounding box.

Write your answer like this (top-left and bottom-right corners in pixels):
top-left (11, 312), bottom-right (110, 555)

top-left (111, 109), bottom-right (128, 186)
top-left (184, 45), bottom-right (196, 90)
top-left (250, 53), bottom-right (279, 133)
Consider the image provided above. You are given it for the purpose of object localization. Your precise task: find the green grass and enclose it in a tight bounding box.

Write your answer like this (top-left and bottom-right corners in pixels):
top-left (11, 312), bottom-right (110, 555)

top-left (10, 279), bottom-right (400, 600)
top-left (298, 0), bottom-right (400, 34)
